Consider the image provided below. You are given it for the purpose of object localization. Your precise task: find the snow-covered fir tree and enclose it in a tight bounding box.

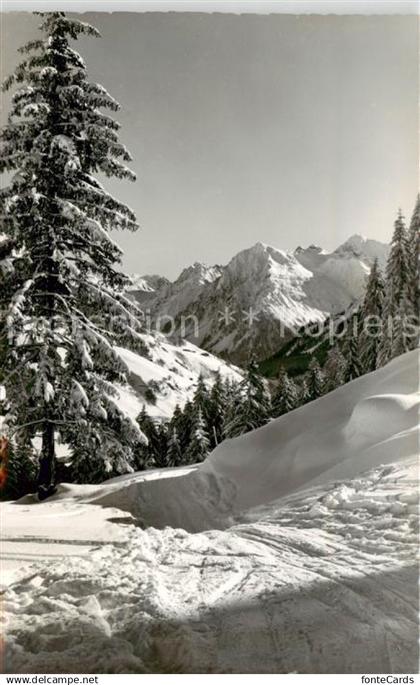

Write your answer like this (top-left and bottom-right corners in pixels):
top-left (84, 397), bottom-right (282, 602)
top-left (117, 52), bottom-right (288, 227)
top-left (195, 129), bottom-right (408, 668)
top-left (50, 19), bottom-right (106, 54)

top-left (359, 258), bottom-right (384, 373)
top-left (136, 406), bottom-right (169, 469)
top-left (0, 237), bottom-right (15, 386)
top-left (191, 375), bottom-right (210, 419)
top-left (133, 406), bottom-right (155, 469)
top-left (167, 404), bottom-right (182, 435)
top-left (324, 345), bottom-right (347, 391)
top-left (168, 403), bottom-right (193, 455)
top-left (187, 408), bottom-right (211, 463)
top-left (298, 377), bottom-right (310, 405)
top-left (0, 13), bottom-right (147, 492)
top-left (378, 211), bottom-right (409, 365)
top-left (154, 423), bottom-right (170, 468)
top-left (391, 299), bottom-right (411, 359)
top-left (342, 312), bottom-right (362, 383)
top-left (306, 358), bottom-right (325, 401)
top-left (225, 358), bottom-right (271, 438)
top-left (223, 377), bottom-right (243, 439)
top-left (406, 195), bottom-right (420, 350)
top-left (272, 367), bottom-right (298, 417)
top-left (385, 210), bottom-right (409, 313)
top-left (207, 371), bottom-right (226, 448)
top-left (166, 427), bottom-right (182, 467)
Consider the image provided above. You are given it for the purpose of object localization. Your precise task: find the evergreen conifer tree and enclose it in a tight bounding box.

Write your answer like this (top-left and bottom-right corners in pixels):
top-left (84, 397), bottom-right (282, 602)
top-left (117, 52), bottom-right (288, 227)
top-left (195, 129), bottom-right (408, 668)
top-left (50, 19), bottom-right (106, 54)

top-left (207, 371), bottom-right (226, 448)
top-left (187, 408), bottom-right (211, 463)
top-left (272, 367), bottom-right (298, 417)
top-left (406, 196), bottom-right (420, 350)
top-left (391, 299), bottom-right (411, 358)
top-left (359, 258), bottom-right (384, 373)
top-left (223, 377), bottom-right (244, 439)
top-left (379, 211), bottom-right (409, 365)
top-left (166, 427), bottom-right (182, 467)
top-left (225, 358), bottom-right (271, 437)
top-left (191, 375), bottom-right (210, 419)
top-left (1, 13), bottom-right (146, 492)
top-left (307, 358), bottom-right (325, 401)
top-left (154, 423), bottom-right (169, 468)
top-left (324, 345), bottom-right (347, 391)
top-left (385, 210), bottom-right (409, 312)
top-left (298, 377), bottom-right (310, 405)
top-left (342, 312), bottom-right (362, 383)
top-left (168, 403), bottom-right (182, 435)
top-left (170, 401), bottom-right (194, 455)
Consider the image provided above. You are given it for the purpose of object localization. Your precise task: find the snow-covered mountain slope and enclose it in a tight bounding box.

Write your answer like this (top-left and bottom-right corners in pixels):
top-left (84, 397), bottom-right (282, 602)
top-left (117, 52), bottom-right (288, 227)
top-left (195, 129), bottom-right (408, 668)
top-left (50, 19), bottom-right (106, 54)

top-left (115, 332), bottom-right (241, 421)
top-left (0, 337), bottom-right (239, 435)
top-left (127, 273), bottom-right (170, 293)
top-left (131, 235), bottom-right (389, 364)
top-left (2, 352), bottom-right (418, 673)
top-left (0, 334), bottom-right (240, 461)
top-left (332, 233), bottom-right (389, 269)
top-left (131, 262), bottom-right (222, 320)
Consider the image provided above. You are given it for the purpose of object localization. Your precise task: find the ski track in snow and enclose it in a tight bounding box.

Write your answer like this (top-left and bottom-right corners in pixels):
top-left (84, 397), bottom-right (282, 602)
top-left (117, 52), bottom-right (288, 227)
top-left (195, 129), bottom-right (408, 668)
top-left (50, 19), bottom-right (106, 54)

top-left (2, 351), bottom-right (419, 673)
top-left (2, 458), bottom-right (418, 674)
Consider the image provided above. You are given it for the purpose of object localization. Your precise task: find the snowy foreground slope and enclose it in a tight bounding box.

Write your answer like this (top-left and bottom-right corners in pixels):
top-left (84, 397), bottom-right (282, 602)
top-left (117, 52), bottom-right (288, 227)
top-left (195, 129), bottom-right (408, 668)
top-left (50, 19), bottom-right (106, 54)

top-left (1, 351), bottom-right (419, 673)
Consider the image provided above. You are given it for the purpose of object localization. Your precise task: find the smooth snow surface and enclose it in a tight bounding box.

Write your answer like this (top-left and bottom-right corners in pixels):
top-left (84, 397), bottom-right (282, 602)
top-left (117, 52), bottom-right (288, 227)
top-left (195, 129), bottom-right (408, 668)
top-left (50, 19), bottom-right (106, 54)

top-left (1, 352), bottom-right (418, 673)
top-left (203, 350), bottom-right (419, 511)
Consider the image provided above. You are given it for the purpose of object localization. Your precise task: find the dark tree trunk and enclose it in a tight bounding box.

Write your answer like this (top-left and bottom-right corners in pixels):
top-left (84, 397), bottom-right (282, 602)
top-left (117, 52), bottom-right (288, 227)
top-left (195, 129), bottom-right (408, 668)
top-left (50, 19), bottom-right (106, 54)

top-left (37, 421), bottom-right (57, 500)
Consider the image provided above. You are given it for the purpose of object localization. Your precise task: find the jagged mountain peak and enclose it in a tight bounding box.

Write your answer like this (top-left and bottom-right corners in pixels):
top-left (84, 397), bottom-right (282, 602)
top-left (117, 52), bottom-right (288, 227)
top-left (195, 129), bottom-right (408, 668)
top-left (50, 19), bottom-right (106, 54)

top-left (338, 232), bottom-right (366, 246)
top-left (128, 273), bottom-right (170, 293)
top-left (295, 243), bottom-right (324, 254)
top-left (334, 234), bottom-right (389, 268)
top-left (177, 261), bottom-right (222, 286)
top-left (225, 242), bottom-right (295, 279)
top-left (131, 235), bottom-right (389, 365)
top-left (232, 241), bottom-right (288, 259)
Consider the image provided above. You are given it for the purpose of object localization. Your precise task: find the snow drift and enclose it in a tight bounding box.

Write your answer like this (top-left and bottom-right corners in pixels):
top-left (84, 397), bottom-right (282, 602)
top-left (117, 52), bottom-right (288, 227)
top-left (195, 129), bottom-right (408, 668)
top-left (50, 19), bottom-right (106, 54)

top-left (203, 348), bottom-right (419, 511)
top-left (94, 349), bottom-right (419, 529)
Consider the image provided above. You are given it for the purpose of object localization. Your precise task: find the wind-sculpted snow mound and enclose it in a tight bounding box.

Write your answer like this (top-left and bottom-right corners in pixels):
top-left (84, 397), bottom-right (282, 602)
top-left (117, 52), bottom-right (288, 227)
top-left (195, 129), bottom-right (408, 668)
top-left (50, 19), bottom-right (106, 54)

top-left (3, 457), bottom-right (418, 673)
top-left (92, 466), bottom-right (237, 532)
top-left (202, 350), bottom-right (419, 513)
top-left (82, 351), bottom-right (420, 533)
top-left (343, 393), bottom-right (418, 446)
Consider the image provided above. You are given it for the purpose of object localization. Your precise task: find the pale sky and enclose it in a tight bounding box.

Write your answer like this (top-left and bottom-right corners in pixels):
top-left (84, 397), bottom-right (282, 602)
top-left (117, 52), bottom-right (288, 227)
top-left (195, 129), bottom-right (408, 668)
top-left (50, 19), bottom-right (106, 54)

top-left (1, 12), bottom-right (418, 278)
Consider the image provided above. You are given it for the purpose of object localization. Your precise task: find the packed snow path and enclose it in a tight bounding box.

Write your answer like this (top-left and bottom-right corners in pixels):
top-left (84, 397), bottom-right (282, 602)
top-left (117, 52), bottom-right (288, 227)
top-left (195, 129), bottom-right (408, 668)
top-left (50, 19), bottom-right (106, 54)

top-left (2, 458), bottom-right (418, 673)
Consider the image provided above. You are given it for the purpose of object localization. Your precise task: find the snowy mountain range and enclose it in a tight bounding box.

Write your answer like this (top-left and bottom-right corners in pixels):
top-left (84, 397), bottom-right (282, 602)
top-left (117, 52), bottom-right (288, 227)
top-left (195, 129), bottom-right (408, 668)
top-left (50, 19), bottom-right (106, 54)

top-left (130, 235), bottom-right (389, 364)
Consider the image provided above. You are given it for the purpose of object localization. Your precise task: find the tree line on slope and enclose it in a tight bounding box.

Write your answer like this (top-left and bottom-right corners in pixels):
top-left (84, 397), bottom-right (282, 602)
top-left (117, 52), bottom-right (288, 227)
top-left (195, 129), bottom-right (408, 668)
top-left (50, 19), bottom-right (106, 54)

top-left (134, 358), bottom-right (323, 469)
top-left (325, 200), bottom-right (419, 384)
